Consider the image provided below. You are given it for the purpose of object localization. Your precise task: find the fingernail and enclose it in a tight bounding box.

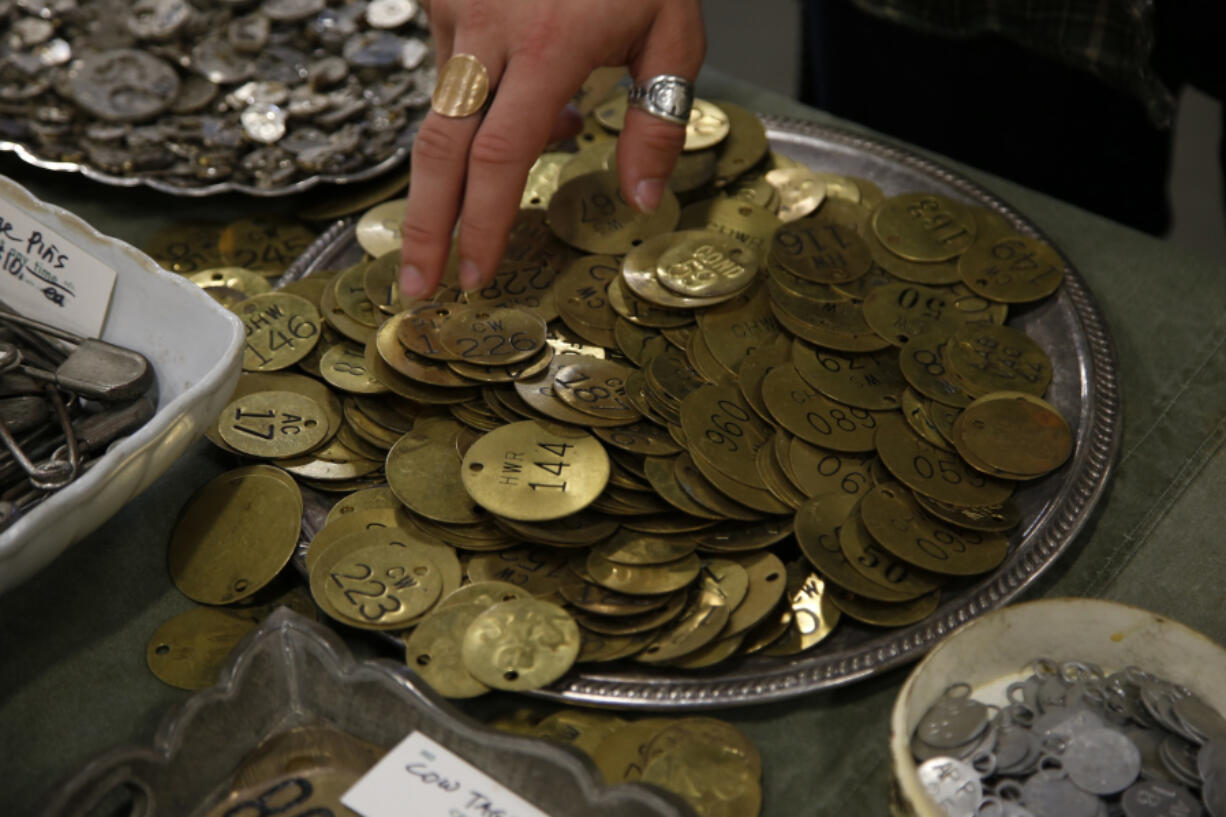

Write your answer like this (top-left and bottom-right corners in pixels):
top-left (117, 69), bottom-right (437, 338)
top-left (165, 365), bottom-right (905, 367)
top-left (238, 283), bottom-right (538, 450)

top-left (459, 259), bottom-right (482, 292)
top-left (634, 178), bottom-right (665, 214)
top-left (400, 264), bottom-right (427, 299)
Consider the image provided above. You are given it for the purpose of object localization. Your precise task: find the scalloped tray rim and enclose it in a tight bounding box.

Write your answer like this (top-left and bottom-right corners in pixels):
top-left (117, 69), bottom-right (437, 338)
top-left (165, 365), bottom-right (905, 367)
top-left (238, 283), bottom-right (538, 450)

top-left (0, 120), bottom-right (415, 198)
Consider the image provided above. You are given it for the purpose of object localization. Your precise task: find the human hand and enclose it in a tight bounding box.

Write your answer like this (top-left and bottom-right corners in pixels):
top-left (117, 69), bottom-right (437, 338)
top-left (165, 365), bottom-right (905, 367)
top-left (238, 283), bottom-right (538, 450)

top-left (399, 0), bottom-right (706, 301)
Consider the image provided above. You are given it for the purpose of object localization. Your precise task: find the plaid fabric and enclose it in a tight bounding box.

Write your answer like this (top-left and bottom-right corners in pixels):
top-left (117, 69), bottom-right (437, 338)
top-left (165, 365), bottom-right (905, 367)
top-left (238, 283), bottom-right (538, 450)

top-left (844, 0), bottom-right (1174, 126)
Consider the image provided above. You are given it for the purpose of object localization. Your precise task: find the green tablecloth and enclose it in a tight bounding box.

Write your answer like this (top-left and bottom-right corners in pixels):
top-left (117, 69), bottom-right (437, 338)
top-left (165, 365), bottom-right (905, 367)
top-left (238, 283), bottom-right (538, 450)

top-left (2, 69), bottom-right (1225, 817)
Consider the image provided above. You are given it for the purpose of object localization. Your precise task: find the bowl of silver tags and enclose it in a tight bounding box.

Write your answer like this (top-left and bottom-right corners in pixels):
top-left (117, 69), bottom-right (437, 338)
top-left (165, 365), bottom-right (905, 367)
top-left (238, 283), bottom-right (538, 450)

top-left (889, 597), bottom-right (1226, 817)
top-left (0, 175), bottom-right (244, 594)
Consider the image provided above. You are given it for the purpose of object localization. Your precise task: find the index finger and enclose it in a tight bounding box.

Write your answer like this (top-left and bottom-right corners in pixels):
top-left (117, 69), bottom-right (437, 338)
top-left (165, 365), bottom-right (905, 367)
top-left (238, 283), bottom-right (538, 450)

top-left (453, 53), bottom-right (586, 291)
top-left (399, 47), bottom-right (506, 300)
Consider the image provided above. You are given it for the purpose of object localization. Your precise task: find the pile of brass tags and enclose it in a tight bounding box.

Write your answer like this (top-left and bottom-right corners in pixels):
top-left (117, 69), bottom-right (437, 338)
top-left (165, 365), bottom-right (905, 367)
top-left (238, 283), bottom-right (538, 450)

top-left (0, 307), bottom-right (155, 531)
top-left (201, 724), bottom-right (383, 817)
top-left (491, 707), bottom-right (763, 817)
top-left (166, 93), bottom-right (1074, 697)
top-left (0, 0), bottom-right (432, 191)
top-left (912, 660), bottom-right (1226, 817)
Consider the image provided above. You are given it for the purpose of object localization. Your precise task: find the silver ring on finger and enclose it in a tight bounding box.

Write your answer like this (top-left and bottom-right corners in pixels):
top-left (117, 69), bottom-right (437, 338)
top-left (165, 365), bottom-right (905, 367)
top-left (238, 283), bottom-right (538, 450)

top-left (627, 74), bottom-right (694, 126)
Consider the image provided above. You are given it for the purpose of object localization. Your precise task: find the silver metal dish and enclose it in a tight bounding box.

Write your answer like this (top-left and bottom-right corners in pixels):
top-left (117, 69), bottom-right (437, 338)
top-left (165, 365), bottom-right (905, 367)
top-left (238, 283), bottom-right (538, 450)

top-left (0, 134), bottom-right (414, 197)
top-left (282, 115), bottom-right (1121, 709)
top-left (42, 609), bottom-right (693, 817)
top-left (0, 134), bottom-right (414, 198)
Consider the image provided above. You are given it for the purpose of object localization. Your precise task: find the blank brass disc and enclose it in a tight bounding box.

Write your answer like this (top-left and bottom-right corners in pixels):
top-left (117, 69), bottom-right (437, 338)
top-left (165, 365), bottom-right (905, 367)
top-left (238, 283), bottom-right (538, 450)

top-left (146, 606), bottom-right (258, 690)
top-left (167, 463), bottom-right (304, 603)
top-left (403, 602), bottom-right (492, 699)
top-left (952, 391), bottom-right (1072, 477)
top-left (168, 468), bottom-right (302, 605)
top-left (387, 425), bottom-right (486, 525)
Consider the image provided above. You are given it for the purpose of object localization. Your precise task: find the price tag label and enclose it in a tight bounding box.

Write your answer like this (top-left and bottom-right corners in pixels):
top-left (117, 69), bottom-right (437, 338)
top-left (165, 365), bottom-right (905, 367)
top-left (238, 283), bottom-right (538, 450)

top-left (343, 731), bottom-right (552, 817)
top-left (0, 206), bottom-right (117, 338)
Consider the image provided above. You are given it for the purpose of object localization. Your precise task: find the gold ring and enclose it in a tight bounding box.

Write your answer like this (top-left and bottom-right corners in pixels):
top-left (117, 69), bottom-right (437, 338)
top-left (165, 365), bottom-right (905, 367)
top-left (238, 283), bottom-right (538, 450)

top-left (431, 53), bottom-right (491, 118)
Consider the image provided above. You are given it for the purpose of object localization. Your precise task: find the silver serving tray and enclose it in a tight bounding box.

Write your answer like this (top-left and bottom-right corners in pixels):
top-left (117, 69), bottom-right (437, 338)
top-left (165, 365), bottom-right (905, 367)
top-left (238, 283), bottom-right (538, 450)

top-left (0, 125), bottom-right (416, 198)
top-left (281, 115), bottom-right (1121, 709)
top-left (42, 609), bottom-right (694, 817)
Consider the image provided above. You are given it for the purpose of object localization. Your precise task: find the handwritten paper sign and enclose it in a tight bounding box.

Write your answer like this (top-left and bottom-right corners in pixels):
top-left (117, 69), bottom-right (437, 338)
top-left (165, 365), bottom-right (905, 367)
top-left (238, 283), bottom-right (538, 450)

top-left (342, 731), bottom-right (552, 817)
top-left (0, 203), bottom-right (117, 337)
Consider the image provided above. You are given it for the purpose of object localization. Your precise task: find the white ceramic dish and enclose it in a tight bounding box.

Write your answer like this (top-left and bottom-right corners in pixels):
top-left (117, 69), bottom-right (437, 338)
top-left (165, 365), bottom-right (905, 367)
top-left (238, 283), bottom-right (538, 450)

top-left (888, 598), bottom-right (1226, 817)
top-left (0, 174), bottom-right (245, 595)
